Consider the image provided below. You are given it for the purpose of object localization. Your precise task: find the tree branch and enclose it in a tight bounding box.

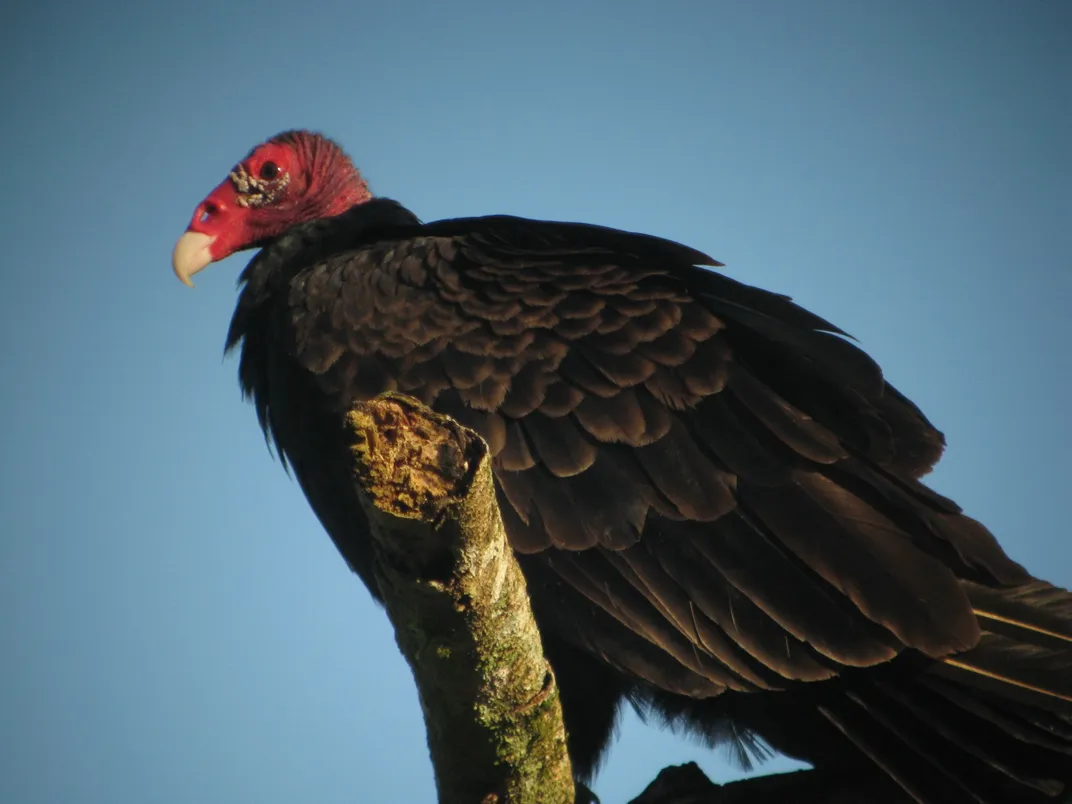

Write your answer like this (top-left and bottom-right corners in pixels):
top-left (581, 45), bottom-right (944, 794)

top-left (627, 762), bottom-right (908, 804)
top-left (344, 393), bottom-right (574, 804)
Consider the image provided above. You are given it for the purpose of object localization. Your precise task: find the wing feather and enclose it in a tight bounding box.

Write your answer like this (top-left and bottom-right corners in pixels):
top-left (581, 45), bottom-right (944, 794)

top-left (236, 205), bottom-right (1069, 800)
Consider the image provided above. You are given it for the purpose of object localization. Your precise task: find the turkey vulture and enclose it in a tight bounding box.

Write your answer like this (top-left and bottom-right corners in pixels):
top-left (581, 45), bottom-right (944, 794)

top-left (174, 130), bottom-right (1072, 803)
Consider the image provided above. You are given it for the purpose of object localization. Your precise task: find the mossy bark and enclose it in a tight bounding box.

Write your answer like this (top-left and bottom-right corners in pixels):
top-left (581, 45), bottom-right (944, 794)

top-left (344, 393), bottom-right (574, 804)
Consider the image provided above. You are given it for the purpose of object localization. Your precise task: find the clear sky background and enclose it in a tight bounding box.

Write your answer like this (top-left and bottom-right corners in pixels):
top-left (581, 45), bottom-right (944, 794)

top-left (2, 2), bottom-right (1069, 802)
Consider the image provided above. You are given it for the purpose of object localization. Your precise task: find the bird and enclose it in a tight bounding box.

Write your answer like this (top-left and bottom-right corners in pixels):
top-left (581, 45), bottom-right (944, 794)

top-left (173, 130), bottom-right (1072, 803)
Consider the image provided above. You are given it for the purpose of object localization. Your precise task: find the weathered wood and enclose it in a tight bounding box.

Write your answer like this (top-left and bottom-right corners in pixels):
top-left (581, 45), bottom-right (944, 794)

top-left (345, 393), bottom-right (574, 804)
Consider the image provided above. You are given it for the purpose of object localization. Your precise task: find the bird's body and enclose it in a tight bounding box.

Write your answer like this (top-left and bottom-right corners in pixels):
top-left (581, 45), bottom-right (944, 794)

top-left (176, 131), bottom-right (1072, 803)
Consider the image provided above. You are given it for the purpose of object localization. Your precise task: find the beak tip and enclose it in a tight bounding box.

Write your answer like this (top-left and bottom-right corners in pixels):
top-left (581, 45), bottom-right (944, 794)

top-left (172, 231), bottom-right (216, 288)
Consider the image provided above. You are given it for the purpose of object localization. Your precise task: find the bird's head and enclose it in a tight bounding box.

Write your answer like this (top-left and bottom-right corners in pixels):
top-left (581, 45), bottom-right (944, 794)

top-left (172, 130), bottom-right (371, 287)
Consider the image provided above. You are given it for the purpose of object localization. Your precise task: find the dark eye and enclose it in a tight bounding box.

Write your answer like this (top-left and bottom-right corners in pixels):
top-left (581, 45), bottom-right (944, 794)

top-left (259, 161), bottom-right (280, 180)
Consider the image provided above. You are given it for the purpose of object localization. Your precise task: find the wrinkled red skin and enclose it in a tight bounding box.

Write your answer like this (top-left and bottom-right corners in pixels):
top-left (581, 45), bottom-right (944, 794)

top-left (184, 133), bottom-right (371, 263)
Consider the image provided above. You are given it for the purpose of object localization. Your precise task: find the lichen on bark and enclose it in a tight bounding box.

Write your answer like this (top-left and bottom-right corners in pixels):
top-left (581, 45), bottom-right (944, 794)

top-left (344, 393), bottom-right (574, 804)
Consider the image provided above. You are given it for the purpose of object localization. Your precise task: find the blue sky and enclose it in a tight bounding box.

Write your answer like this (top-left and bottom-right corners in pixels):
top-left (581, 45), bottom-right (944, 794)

top-left (2, 1), bottom-right (1069, 802)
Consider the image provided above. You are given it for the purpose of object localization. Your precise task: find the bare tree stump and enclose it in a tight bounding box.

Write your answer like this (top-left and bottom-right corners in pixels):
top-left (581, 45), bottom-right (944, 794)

top-left (345, 393), bottom-right (574, 804)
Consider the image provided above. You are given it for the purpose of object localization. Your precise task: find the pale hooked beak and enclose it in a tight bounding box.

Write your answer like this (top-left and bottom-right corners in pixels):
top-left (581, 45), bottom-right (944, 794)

top-left (172, 232), bottom-right (217, 288)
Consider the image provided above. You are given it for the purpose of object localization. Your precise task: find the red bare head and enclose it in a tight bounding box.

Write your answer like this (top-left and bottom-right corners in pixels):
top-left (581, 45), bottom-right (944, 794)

top-left (173, 130), bottom-right (372, 286)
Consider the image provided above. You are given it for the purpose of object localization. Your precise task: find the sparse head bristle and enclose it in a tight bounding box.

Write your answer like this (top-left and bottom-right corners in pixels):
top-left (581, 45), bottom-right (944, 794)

top-left (263, 130), bottom-right (372, 217)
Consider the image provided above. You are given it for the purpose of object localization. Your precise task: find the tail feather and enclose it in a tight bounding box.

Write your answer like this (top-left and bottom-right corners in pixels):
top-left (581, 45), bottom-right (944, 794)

top-left (871, 680), bottom-right (1065, 797)
top-left (934, 581), bottom-right (1072, 714)
top-left (817, 675), bottom-right (1070, 803)
top-left (918, 675), bottom-right (1072, 755)
top-left (817, 694), bottom-right (986, 804)
top-left (939, 648), bottom-right (1072, 712)
top-left (968, 580), bottom-right (1072, 649)
top-left (814, 580), bottom-right (1072, 803)
top-left (647, 581), bottom-right (1072, 802)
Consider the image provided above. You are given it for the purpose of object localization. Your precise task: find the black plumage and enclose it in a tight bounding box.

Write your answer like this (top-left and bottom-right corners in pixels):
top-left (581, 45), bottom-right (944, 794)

top-left (181, 132), bottom-right (1072, 803)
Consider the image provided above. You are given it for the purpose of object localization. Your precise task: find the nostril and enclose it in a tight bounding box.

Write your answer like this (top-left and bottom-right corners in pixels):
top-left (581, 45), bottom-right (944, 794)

top-left (191, 195), bottom-right (230, 231)
top-left (196, 200), bottom-right (223, 225)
